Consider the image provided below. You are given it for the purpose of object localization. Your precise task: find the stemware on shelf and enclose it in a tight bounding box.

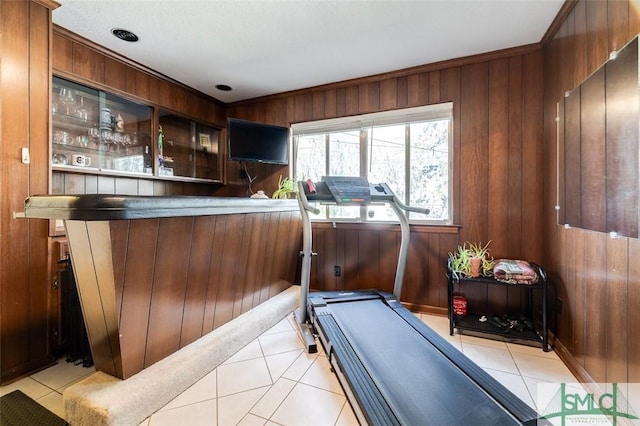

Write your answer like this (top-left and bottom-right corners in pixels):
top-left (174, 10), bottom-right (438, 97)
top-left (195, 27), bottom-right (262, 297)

top-left (74, 95), bottom-right (89, 122)
top-left (58, 87), bottom-right (76, 115)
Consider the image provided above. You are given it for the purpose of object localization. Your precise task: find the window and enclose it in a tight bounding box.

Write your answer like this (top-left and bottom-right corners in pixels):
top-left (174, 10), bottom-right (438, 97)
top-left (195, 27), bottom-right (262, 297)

top-left (292, 103), bottom-right (452, 223)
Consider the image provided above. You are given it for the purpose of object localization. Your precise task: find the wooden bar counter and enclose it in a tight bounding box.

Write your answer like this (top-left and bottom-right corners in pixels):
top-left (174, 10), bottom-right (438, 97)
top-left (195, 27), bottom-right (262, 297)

top-left (24, 195), bottom-right (301, 379)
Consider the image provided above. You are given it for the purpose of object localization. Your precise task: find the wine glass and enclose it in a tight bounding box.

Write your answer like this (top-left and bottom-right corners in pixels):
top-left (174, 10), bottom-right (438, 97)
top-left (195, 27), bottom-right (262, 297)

top-left (100, 128), bottom-right (113, 151)
top-left (74, 96), bottom-right (89, 122)
top-left (58, 87), bottom-right (76, 115)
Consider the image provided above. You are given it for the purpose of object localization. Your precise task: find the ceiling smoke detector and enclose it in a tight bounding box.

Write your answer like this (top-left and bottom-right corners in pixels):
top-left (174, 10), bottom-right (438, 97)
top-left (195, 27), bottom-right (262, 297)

top-left (215, 84), bottom-right (232, 92)
top-left (111, 28), bottom-right (139, 42)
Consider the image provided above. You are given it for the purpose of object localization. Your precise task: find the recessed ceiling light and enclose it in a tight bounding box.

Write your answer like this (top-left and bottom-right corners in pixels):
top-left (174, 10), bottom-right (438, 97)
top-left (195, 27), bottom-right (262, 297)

top-left (111, 28), bottom-right (139, 42)
top-left (215, 84), bottom-right (232, 92)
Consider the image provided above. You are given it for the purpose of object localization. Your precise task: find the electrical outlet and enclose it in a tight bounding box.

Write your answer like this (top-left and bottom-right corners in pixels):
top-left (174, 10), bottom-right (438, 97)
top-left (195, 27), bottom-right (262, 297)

top-left (334, 265), bottom-right (341, 277)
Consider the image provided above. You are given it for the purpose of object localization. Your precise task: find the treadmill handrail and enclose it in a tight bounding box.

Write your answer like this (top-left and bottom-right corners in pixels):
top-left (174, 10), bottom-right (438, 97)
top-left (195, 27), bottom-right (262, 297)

top-left (389, 201), bottom-right (409, 299)
top-left (297, 181), bottom-right (321, 215)
top-left (393, 195), bottom-right (430, 216)
top-left (295, 180), bottom-right (315, 326)
top-left (391, 194), bottom-right (429, 297)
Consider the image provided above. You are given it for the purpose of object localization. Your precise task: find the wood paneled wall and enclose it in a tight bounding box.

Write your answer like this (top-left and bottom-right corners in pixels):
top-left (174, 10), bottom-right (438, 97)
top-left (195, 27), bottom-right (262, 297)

top-left (226, 46), bottom-right (545, 313)
top-left (543, 0), bottom-right (640, 384)
top-left (0, 0), bottom-right (57, 384)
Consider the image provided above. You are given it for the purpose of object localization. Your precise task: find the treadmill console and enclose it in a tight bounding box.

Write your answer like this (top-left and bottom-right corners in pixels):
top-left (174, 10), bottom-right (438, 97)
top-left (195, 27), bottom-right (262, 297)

top-left (301, 176), bottom-right (395, 204)
top-left (322, 176), bottom-right (371, 204)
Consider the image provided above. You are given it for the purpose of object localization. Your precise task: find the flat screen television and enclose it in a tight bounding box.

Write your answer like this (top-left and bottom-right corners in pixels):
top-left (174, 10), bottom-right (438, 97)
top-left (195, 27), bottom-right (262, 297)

top-left (227, 118), bottom-right (289, 165)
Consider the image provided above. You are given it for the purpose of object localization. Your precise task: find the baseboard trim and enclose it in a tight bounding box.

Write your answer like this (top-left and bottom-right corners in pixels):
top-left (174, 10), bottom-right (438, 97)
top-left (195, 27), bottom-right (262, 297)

top-left (551, 334), bottom-right (596, 385)
top-left (402, 302), bottom-right (448, 316)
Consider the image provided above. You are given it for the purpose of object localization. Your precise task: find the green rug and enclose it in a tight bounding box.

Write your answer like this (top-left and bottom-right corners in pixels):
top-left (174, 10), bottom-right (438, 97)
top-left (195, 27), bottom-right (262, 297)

top-left (0, 390), bottom-right (67, 426)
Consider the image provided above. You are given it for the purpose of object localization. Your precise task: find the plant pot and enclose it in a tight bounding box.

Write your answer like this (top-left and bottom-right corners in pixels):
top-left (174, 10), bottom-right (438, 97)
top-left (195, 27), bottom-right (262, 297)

top-left (470, 257), bottom-right (482, 277)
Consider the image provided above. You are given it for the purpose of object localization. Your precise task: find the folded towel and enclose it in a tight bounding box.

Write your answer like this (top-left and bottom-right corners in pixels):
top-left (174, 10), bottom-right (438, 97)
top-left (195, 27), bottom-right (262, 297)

top-left (493, 259), bottom-right (538, 284)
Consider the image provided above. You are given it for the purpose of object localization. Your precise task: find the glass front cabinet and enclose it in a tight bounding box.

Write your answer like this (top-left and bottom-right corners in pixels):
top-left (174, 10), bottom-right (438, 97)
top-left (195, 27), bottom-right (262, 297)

top-left (51, 76), bottom-right (221, 182)
top-left (158, 110), bottom-right (221, 180)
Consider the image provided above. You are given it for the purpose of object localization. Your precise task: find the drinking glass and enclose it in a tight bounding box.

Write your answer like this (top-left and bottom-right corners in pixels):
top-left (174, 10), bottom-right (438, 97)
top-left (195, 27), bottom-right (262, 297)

top-left (74, 96), bottom-right (89, 122)
top-left (58, 87), bottom-right (76, 115)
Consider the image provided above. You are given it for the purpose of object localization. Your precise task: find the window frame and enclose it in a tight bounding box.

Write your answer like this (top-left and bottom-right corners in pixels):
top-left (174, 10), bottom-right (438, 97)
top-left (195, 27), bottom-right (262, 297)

top-left (291, 103), bottom-right (453, 225)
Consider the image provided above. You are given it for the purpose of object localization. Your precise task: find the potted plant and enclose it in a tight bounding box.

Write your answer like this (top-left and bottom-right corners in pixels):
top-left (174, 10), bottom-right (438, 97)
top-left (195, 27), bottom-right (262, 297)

top-left (272, 175), bottom-right (298, 199)
top-left (467, 241), bottom-right (493, 277)
top-left (448, 240), bottom-right (494, 278)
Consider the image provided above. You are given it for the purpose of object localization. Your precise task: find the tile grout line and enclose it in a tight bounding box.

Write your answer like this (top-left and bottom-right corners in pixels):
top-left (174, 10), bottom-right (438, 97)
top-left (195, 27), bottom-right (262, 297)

top-left (505, 343), bottom-right (538, 409)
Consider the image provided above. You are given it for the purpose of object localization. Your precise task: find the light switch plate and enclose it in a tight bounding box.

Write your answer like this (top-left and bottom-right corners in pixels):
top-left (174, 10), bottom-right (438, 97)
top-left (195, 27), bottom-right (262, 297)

top-left (21, 147), bottom-right (30, 164)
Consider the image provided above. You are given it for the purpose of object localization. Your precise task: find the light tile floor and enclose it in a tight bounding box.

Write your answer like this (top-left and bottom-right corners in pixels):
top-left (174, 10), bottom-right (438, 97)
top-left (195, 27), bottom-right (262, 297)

top-left (1, 313), bottom-right (577, 425)
top-left (0, 356), bottom-right (96, 419)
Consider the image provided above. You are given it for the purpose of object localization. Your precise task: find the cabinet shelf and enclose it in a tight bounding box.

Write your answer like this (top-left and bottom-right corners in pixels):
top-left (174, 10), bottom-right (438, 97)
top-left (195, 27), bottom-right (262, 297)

top-left (447, 262), bottom-right (550, 352)
top-left (52, 164), bottom-right (152, 177)
top-left (452, 313), bottom-right (544, 345)
top-left (52, 112), bottom-right (99, 132)
top-left (52, 142), bottom-right (143, 156)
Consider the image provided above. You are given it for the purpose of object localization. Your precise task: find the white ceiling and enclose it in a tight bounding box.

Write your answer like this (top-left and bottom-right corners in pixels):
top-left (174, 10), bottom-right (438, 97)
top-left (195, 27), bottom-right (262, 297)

top-left (52, 0), bottom-right (564, 104)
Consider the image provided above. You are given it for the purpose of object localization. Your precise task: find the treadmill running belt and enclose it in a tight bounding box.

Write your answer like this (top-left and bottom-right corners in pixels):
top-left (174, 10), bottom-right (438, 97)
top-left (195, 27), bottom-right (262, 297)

top-left (329, 299), bottom-right (521, 425)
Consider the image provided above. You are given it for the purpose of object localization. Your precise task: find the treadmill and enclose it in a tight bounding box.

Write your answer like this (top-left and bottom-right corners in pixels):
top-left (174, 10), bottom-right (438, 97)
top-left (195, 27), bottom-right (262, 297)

top-left (294, 176), bottom-right (539, 426)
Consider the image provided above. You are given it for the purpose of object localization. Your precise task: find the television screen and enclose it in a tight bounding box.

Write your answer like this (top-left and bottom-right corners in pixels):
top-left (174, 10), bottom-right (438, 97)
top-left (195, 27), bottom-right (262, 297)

top-left (227, 118), bottom-right (289, 165)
